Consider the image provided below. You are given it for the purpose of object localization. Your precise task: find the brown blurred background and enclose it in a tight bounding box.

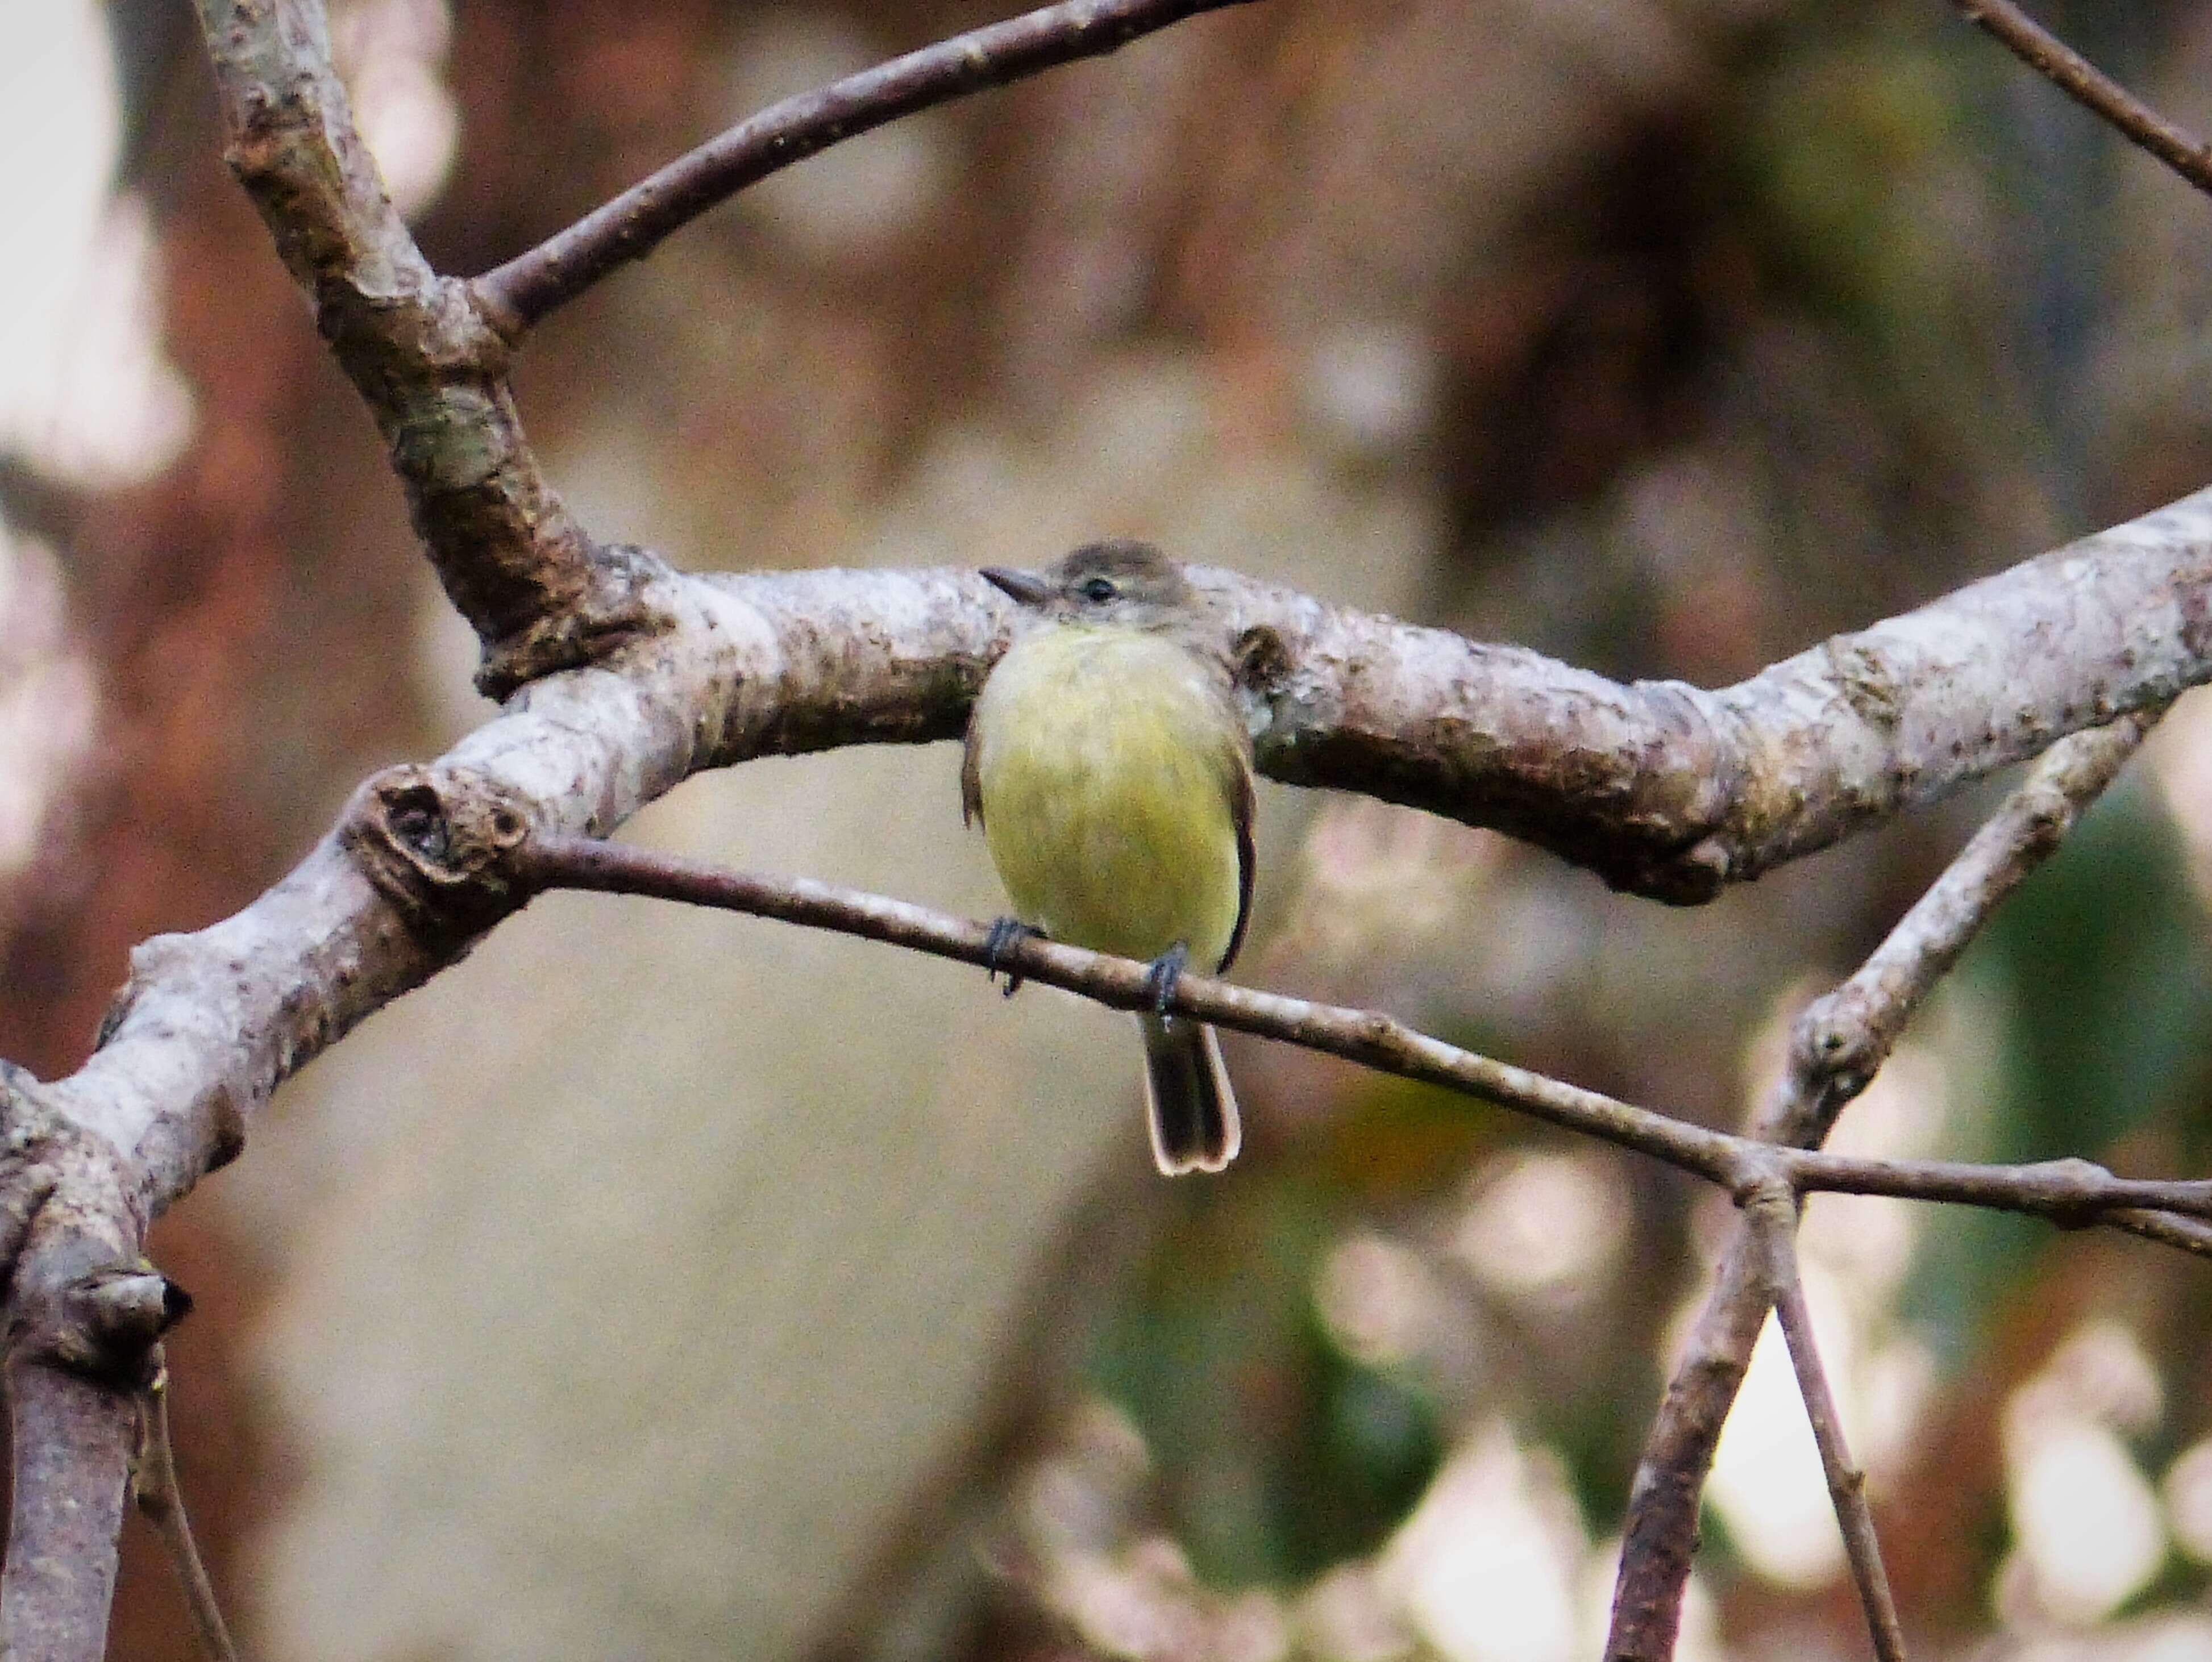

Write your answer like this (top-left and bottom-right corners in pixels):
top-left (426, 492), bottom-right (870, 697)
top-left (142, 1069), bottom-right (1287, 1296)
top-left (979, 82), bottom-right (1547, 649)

top-left (9, 0), bottom-right (2212, 1657)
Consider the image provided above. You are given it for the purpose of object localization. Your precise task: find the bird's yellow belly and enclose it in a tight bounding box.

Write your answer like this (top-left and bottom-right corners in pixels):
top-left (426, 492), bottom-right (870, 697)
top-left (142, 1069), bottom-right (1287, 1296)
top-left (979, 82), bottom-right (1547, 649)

top-left (974, 632), bottom-right (1242, 969)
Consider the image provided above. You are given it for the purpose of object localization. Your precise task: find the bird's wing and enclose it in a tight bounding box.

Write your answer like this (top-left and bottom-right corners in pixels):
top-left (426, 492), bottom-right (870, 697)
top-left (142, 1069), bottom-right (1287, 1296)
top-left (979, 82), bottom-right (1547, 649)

top-left (959, 714), bottom-right (985, 830)
top-left (1219, 732), bottom-right (1256, 974)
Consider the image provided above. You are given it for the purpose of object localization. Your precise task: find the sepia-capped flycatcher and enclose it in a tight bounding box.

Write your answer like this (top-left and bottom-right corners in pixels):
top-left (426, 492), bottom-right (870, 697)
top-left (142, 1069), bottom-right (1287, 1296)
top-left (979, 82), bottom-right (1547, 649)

top-left (963, 540), bottom-right (1255, 1175)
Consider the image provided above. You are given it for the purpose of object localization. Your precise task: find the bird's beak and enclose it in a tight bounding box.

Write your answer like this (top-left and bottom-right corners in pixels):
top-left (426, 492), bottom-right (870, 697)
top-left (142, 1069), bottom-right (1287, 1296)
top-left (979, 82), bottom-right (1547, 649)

top-left (980, 566), bottom-right (1052, 605)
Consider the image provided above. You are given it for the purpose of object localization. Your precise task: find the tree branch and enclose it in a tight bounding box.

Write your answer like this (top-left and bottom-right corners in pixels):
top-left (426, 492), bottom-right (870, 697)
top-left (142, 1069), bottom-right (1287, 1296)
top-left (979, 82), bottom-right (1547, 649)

top-left (1751, 1197), bottom-right (1909, 1662)
top-left (35, 6), bottom-right (2204, 1660)
top-left (0, 1180), bottom-right (189, 1662)
top-left (471, 0), bottom-right (1263, 335)
top-left (14, 497), bottom-right (2208, 1271)
top-left (1606, 713), bottom-right (2155, 1660)
top-left (130, 1353), bottom-right (238, 1662)
top-left (506, 834), bottom-right (2212, 1232)
top-left (1952, 0), bottom-right (2212, 198)
top-left (188, 0), bottom-right (649, 690)
top-left (0, 1361), bottom-right (136, 1662)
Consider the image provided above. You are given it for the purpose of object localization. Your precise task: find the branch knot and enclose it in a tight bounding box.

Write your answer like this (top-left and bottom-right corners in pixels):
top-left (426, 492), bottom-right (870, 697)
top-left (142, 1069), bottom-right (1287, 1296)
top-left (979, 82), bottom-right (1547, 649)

top-left (342, 764), bottom-right (537, 938)
top-left (16, 1268), bottom-right (194, 1391)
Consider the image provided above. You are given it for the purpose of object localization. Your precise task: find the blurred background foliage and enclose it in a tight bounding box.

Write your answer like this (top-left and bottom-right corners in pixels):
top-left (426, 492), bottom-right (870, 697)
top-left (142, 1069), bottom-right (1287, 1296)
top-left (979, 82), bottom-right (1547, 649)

top-left (9, 0), bottom-right (2212, 1658)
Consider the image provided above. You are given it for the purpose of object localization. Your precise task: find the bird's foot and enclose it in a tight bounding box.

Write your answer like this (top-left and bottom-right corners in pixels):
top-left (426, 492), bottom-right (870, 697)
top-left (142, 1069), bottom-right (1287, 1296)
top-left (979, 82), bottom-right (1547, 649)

top-left (984, 917), bottom-right (1040, 997)
top-left (1144, 943), bottom-right (1190, 1017)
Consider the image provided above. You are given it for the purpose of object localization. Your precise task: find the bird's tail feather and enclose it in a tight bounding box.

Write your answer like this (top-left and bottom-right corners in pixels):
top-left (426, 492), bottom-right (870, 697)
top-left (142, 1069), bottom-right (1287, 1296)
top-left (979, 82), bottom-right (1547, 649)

top-left (1137, 1014), bottom-right (1241, 1175)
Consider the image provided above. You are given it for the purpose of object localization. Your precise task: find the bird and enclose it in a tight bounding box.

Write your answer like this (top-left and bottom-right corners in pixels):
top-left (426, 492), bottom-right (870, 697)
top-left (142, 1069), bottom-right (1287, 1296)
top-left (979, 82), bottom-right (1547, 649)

top-left (963, 539), bottom-right (1254, 1174)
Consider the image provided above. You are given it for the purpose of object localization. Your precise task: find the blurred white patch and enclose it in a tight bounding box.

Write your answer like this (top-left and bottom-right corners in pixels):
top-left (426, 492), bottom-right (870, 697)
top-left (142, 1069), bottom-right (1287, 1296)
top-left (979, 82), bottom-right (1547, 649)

top-left (1284, 799), bottom-right (1502, 972)
top-left (0, 518), bottom-right (98, 877)
top-left (1452, 1149), bottom-right (1627, 1306)
top-left (2147, 693), bottom-right (2212, 910)
top-left (1619, 451), bottom-right (1761, 585)
top-left (331, 0), bottom-right (457, 220)
top-left (1381, 1422), bottom-right (1585, 1662)
top-left (2161, 1436), bottom-right (2212, 1564)
top-left (0, 4), bottom-right (193, 488)
top-left (1316, 1232), bottom-right (1448, 1369)
top-left (1296, 1562), bottom-right (1417, 1662)
top-left (2110, 1614), bottom-right (2212, 1662)
top-left (2024, 1320), bottom-right (2165, 1437)
top-left (1300, 326), bottom-right (1437, 461)
top-left (2002, 1381), bottom-right (2166, 1624)
top-left (1855, 1337), bottom-right (1935, 1481)
top-left (410, 570), bottom-right (494, 741)
top-left (1046, 1534), bottom-right (1207, 1661)
top-left (722, 17), bottom-right (951, 266)
top-left (26, 196), bottom-right (196, 486)
top-left (2002, 1611), bottom-right (2212, 1662)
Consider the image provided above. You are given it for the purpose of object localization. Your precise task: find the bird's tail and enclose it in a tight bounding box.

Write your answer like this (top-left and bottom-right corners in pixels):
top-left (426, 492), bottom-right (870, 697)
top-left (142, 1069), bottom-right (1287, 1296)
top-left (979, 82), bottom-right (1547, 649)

top-left (1137, 1014), bottom-right (1241, 1175)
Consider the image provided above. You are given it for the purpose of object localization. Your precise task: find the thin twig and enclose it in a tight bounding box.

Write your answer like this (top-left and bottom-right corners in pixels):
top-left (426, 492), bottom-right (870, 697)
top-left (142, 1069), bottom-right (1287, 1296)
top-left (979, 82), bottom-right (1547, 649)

top-left (1769, 712), bottom-right (2160, 1146)
top-left (473, 0), bottom-right (1261, 332)
top-left (512, 830), bottom-right (2212, 1230)
top-left (1744, 1194), bottom-right (1910, 1662)
top-left (1952, 0), bottom-right (2212, 197)
top-left (130, 1352), bottom-right (238, 1662)
top-left (1606, 713), bottom-right (2156, 1660)
top-left (2106, 1206), bottom-right (2212, 1257)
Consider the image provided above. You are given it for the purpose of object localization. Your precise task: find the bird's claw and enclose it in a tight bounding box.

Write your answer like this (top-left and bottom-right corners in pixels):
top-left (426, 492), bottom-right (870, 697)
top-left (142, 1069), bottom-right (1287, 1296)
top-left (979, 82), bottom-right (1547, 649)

top-left (985, 917), bottom-right (1038, 997)
top-left (1144, 943), bottom-right (1190, 1017)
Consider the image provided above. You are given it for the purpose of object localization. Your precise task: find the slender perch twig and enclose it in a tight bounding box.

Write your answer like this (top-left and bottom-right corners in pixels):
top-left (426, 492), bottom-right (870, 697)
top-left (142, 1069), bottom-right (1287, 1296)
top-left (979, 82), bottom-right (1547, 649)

top-left (1951, 0), bottom-right (2212, 197)
top-left (511, 833), bottom-right (2212, 1232)
top-left (131, 1352), bottom-right (239, 1662)
top-left (1747, 1194), bottom-right (1910, 1662)
top-left (472, 0), bottom-right (1263, 334)
top-left (1606, 713), bottom-right (2156, 1660)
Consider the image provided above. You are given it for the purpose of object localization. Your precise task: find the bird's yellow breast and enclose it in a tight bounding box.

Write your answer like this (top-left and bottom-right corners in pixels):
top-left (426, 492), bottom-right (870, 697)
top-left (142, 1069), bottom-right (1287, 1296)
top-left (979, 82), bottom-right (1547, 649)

top-left (970, 627), bottom-right (1244, 969)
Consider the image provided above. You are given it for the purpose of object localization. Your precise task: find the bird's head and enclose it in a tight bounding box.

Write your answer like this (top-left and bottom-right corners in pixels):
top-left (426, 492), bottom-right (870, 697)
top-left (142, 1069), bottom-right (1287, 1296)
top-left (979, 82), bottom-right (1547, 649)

top-left (980, 539), bottom-right (1201, 628)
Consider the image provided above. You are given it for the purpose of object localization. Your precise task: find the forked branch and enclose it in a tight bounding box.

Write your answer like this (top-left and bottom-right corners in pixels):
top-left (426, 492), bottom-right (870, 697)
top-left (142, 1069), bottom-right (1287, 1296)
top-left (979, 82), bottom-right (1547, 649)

top-left (1607, 713), bottom-right (2158, 1661)
top-left (474, 0), bottom-right (1264, 333)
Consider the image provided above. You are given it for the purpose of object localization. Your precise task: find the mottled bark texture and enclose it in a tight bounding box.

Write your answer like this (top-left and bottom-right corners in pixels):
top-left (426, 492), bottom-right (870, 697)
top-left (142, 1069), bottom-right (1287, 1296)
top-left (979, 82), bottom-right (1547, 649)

top-left (190, 0), bottom-right (645, 692)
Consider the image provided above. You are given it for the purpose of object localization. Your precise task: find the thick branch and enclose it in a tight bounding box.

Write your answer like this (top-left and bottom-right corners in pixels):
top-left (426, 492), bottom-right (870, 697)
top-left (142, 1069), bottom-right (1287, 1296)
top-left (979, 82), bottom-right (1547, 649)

top-left (31, 482), bottom-right (2212, 1243)
top-left (189, 0), bottom-right (648, 688)
top-left (0, 1361), bottom-right (136, 1662)
top-left (1606, 715), bottom-right (2153, 1661)
top-left (1211, 490), bottom-right (2212, 898)
top-left (473, 0), bottom-right (1262, 332)
top-left (1952, 0), bottom-right (2212, 197)
top-left (0, 1145), bottom-right (188, 1662)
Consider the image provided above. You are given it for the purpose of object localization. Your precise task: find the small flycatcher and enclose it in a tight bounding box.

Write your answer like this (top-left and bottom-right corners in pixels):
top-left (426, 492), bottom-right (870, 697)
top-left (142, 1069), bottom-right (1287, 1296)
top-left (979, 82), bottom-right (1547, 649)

top-left (964, 540), bottom-right (1255, 1174)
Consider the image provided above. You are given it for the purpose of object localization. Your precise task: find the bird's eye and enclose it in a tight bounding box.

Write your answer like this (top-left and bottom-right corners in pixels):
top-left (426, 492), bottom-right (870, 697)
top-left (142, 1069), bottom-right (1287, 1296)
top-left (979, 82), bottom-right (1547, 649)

top-left (1080, 577), bottom-right (1117, 603)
